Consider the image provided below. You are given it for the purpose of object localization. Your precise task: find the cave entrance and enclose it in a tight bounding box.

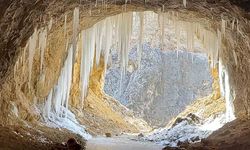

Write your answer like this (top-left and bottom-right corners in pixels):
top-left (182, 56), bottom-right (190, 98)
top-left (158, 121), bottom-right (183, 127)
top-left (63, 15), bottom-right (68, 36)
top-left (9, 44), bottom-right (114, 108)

top-left (98, 10), bottom-right (235, 144)
top-left (104, 11), bottom-right (217, 128)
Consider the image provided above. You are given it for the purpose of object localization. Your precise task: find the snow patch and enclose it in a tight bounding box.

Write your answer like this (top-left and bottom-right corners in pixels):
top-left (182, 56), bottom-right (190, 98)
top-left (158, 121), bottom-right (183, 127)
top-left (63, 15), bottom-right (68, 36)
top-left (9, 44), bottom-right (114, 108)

top-left (141, 114), bottom-right (226, 147)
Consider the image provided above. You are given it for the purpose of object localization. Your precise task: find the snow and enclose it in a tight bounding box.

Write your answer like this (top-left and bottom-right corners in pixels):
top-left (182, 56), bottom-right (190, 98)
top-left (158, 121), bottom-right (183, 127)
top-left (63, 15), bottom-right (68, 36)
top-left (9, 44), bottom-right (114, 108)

top-left (199, 115), bottom-right (225, 131)
top-left (142, 114), bottom-right (226, 147)
top-left (45, 109), bottom-right (92, 140)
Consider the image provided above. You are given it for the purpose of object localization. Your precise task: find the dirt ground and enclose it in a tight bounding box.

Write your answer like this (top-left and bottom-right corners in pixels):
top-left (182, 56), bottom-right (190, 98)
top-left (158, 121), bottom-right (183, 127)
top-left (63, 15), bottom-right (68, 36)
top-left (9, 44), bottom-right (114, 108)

top-left (0, 123), bottom-right (86, 150)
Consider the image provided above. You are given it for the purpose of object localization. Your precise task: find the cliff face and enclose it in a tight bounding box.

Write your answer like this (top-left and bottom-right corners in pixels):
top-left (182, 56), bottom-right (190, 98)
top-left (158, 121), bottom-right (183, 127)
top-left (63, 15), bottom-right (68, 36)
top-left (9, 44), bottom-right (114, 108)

top-left (105, 44), bottom-right (213, 127)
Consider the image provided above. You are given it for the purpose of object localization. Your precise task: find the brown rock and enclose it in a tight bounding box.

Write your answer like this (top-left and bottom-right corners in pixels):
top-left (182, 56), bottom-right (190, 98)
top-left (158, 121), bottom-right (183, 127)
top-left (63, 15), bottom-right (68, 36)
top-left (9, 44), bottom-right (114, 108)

top-left (105, 133), bottom-right (112, 137)
top-left (67, 138), bottom-right (82, 150)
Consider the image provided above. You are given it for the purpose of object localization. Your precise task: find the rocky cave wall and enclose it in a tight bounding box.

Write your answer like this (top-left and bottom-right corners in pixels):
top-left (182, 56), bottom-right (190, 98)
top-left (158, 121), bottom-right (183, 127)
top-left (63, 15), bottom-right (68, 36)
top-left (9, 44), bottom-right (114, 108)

top-left (0, 0), bottom-right (249, 127)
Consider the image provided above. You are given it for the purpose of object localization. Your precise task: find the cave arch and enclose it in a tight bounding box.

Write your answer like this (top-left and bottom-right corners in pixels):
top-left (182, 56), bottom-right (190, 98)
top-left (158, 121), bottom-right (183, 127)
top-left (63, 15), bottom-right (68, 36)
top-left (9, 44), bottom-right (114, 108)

top-left (0, 0), bottom-right (249, 132)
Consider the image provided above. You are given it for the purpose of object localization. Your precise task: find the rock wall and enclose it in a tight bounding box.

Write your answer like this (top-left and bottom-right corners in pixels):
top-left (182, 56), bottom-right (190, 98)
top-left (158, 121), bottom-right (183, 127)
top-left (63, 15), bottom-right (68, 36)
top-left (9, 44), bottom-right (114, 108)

top-left (105, 44), bottom-right (213, 127)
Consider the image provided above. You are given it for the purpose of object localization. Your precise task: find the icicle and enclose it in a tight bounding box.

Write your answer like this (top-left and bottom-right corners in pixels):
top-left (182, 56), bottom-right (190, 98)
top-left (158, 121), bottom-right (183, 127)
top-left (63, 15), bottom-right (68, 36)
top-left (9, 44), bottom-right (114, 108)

top-left (216, 29), bottom-right (221, 65)
top-left (72, 7), bottom-right (80, 63)
top-left (103, 18), bottom-right (113, 70)
top-left (14, 58), bottom-right (18, 82)
top-left (80, 31), bottom-right (87, 105)
top-left (137, 12), bottom-right (144, 68)
top-left (64, 14), bottom-right (67, 38)
top-left (44, 90), bottom-right (53, 119)
top-left (161, 13), bottom-right (165, 50)
top-left (224, 67), bottom-right (236, 122)
top-left (105, 4), bottom-right (108, 11)
top-left (233, 50), bottom-right (238, 66)
top-left (158, 13), bottom-right (165, 50)
top-left (90, 27), bottom-right (96, 70)
top-left (79, 26), bottom-right (96, 105)
top-left (48, 18), bottom-right (53, 31)
top-left (95, 22), bottom-right (102, 66)
top-left (38, 28), bottom-right (47, 72)
top-left (183, 0), bottom-right (187, 8)
top-left (28, 28), bottom-right (38, 88)
top-left (175, 20), bottom-right (181, 50)
top-left (236, 19), bottom-right (240, 34)
top-left (187, 22), bottom-right (194, 51)
top-left (22, 43), bottom-right (28, 74)
top-left (232, 18), bottom-right (235, 30)
top-left (221, 19), bottom-right (226, 36)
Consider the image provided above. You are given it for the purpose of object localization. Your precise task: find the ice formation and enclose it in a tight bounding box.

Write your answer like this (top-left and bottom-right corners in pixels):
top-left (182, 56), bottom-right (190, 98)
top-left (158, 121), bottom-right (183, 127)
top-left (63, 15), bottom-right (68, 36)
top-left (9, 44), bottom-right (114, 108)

top-left (221, 19), bottom-right (226, 36)
top-left (48, 18), bottom-right (53, 31)
top-left (43, 45), bottom-right (91, 139)
top-left (43, 45), bottom-right (73, 120)
top-left (159, 13), bottom-right (165, 50)
top-left (183, 0), bottom-right (187, 8)
top-left (28, 28), bottom-right (38, 88)
top-left (38, 28), bottom-right (47, 72)
top-left (78, 12), bottom-right (133, 100)
top-left (73, 7), bottom-right (80, 62)
top-left (218, 60), bottom-right (236, 122)
top-left (64, 14), bottom-right (67, 38)
top-left (137, 12), bottom-right (144, 67)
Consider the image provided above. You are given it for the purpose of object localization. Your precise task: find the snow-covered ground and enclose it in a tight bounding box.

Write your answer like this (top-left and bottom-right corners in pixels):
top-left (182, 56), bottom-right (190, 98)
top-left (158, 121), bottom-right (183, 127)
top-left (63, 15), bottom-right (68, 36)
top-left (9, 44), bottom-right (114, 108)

top-left (141, 114), bottom-right (226, 147)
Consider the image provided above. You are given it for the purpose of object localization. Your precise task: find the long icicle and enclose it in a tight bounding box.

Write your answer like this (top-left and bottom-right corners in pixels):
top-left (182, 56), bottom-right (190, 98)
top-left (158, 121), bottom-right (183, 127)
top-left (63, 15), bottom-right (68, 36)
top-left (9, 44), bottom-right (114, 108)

top-left (28, 27), bottom-right (38, 88)
top-left (137, 12), bottom-right (144, 68)
top-left (72, 7), bottom-right (80, 63)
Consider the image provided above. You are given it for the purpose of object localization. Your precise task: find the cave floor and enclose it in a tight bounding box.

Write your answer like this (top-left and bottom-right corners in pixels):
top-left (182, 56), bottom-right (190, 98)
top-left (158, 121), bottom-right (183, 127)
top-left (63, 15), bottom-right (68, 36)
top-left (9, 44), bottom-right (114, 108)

top-left (1, 119), bottom-right (250, 150)
top-left (0, 123), bottom-right (86, 150)
top-left (86, 136), bottom-right (163, 150)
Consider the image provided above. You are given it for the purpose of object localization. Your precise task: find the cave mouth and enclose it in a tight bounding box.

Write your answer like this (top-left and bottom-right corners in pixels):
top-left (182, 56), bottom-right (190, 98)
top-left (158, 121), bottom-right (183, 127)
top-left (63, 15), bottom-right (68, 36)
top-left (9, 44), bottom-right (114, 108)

top-left (2, 0), bottom-right (248, 149)
top-left (18, 9), bottom-right (234, 140)
top-left (100, 10), bottom-right (233, 146)
top-left (103, 11), bottom-right (220, 128)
